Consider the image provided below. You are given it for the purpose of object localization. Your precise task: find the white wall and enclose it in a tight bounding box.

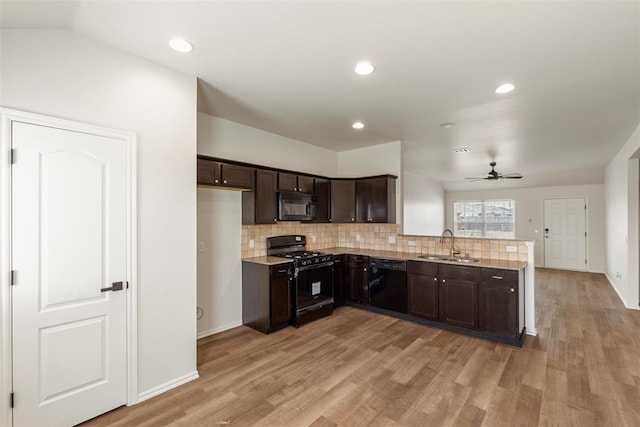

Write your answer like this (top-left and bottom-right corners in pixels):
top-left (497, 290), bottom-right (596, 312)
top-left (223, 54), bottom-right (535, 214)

top-left (605, 124), bottom-right (640, 309)
top-left (197, 189), bottom-right (243, 337)
top-left (445, 184), bottom-right (606, 272)
top-left (198, 113), bottom-right (338, 176)
top-left (1, 30), bottom-right (198, 397)
top-left (337, 140), bottom-right (403, 221)
top-left (196, 112), bottom-right (339, 335)
top-left (403, 171), bottom-right (445, 235)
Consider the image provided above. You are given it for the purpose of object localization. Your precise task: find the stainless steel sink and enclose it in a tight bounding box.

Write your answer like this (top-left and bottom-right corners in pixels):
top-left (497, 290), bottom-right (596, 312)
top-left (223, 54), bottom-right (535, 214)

top-left (418, 254), bottom-right (480, 263)
top-left (418, 254), bottom-right (450, 261)
top-left (450, 257), bottom-right (480, 263)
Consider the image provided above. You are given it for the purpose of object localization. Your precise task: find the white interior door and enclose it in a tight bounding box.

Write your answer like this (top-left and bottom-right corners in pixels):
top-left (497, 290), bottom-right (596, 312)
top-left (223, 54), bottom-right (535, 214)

top-left (11, 121), bottom-right (128, 426)
top-left (544, 198), bottom-right (587, 270)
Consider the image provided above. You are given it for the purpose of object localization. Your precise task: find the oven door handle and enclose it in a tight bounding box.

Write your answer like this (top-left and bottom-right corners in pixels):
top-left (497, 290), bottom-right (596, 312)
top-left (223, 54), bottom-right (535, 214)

top-left (294, 261), bottom-right (334, 277)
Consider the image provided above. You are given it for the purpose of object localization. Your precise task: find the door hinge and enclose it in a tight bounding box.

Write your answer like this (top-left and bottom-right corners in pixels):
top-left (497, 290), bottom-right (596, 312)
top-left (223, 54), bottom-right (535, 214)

top-left (10, 392), bottom-right (14, 408)
top-left (9, 148), bottom-right (15, 165)
top-left (585, 232), bottom-right (587, 237)
top-left (10, 270), bottom-right (16, 286)
top-left (585, 259), bottom-right (588, 264)
top-left (584, 205), bottom-right (587, 210)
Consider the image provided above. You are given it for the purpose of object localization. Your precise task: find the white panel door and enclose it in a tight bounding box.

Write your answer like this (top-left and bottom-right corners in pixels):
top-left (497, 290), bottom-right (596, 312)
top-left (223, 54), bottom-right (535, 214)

top-left (11, 121), bottom-right (127, 426)
top-left (544, 198), bottom-right (587, 270)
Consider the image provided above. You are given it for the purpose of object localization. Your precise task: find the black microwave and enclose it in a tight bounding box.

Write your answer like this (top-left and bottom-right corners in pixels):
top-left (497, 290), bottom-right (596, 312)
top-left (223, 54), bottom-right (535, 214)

top-left (277, 191), bottom-right (317, 221)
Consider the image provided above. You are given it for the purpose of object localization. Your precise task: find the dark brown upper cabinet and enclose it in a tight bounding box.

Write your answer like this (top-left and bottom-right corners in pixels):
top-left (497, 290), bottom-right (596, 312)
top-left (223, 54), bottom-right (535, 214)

top-left (356, 177), bottom-right (396, 223)
top-left (330, 180), bottom-right (356, 223)
top-left (243, 169), bottom-right (278, 224)
top-left (314, 178), bottom-right (331, 222)
top-left (197, 158), bottom-right (254, 190)
top-left (278, 172), bottom-right (314, 193)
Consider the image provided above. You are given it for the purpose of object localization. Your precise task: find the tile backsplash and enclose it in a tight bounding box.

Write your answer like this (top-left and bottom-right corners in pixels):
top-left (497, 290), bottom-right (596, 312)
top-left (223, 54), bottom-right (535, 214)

top-left (241, 223), bottom-right (530, 262)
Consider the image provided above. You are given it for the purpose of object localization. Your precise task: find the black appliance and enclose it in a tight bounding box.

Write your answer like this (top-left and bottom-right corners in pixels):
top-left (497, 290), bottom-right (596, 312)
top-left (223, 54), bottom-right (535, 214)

top-left (267, 235), bottom-right (334, 326)
top-left (277, 191), bottom-right (317, 221)
top-left (368, 258), bottom-right (407, 314)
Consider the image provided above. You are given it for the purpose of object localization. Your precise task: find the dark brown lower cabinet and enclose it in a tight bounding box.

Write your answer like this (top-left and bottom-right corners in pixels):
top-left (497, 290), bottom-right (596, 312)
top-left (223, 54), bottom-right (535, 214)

top-left (242, 261), bottom-right (292, 333)
top-left (347, 255), bottom-right (369, 304)
top-left (438, 265), bottom-right (479, 330)
top-left (407, 261), bottom-right (438, 321)
top-left (479, 268), bottom-right (520, 339)
top-left (332, 255), bottom-right (345, 306)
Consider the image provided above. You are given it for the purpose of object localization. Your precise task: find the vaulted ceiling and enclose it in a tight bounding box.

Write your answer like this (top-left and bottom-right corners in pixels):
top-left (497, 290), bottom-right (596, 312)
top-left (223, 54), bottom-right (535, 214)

top-left (2, 1), bottom-right (639, 190)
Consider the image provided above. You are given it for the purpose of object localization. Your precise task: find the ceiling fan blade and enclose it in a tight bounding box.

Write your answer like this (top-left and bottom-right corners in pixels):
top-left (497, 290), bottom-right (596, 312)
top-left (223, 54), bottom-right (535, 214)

top-left (465, 177), bottom-right (489, 181)
top-left (501, 173), bottom-right (523, 178)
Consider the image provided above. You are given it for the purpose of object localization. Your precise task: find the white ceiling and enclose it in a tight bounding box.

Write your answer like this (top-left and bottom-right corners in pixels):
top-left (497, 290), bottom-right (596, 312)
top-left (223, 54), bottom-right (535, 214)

top-left (2, 1), bottom-right (639, 191)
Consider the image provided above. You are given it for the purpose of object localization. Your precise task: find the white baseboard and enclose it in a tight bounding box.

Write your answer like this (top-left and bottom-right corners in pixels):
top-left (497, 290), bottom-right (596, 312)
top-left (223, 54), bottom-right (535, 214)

top-left (136, 370), bottom-right (199, 404)
top-left (526, 329), bottom-right (538, 336)
top-left (604, 273), bottom-right (640, 311)
top-left (197, 320), bottom-right (242, 339)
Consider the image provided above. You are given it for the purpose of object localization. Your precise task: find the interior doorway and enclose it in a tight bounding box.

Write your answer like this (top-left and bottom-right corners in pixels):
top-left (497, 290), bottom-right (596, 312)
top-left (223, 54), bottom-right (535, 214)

top-left (0, 109), bottom-right (137, 426)
top-left (544, 197), bottom-right (587, 271)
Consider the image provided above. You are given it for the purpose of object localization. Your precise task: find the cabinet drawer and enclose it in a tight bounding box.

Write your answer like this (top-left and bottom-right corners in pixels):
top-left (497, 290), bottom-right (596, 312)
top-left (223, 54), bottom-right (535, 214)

top-left (408, 260), bottom-right (438, 276)
top-left (481, 268), bottom-right (517, 288)
top-left (347, 255), bottom-right (368, 267)
top-left (270, 264), bottom-right (292, 279)
top-left (440, 265), bottom-right (479, 282)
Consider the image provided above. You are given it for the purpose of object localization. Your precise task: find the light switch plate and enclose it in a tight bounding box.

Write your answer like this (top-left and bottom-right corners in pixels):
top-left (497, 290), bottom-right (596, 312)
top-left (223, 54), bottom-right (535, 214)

top-left (249, 239), bottom-right (255, 248)
top-left (506, 246), bottom-right (517, 253)
top-left (408, 241), bottom-right (416, 246)
top-left (388, 235), bottom-right (396, 244)
top-left (198, 242), bottom-right (205, 253)
top-left (356, 234), bottom-right (361, 241)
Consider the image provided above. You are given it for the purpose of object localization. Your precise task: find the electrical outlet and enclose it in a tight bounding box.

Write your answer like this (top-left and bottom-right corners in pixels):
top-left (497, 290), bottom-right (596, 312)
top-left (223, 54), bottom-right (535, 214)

top-left (198, 242), bottom-right (205, 253)
top-left (506, 246), bottom-right (517, 253)
top-left (408, 241), bottom-right (416, 246)
top-left (312, 235), bottom-right (317, 242)
top-left (356, 234), bottom-right (361, 241)
top-left (616, 272), bottom-right (622, 279)
top-left (388, 235), bottom-right (396, 244)
top-left (249, 239), bottom-right (255, 249)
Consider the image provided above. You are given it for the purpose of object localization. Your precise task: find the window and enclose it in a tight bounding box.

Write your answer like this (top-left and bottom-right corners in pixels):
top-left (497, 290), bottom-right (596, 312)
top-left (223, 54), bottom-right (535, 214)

top-left (454, 199), bottom-right (515, 238)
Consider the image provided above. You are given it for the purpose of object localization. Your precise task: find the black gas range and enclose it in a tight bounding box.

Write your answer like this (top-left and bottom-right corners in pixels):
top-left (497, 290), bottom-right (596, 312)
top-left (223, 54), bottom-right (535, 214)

top-left (267, 235), bottom-right (334, 327)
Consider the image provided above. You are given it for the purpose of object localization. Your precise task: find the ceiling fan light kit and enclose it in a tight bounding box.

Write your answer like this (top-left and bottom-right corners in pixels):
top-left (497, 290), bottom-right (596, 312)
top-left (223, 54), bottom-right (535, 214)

top-left (465, 161), bottom-right (523, 182)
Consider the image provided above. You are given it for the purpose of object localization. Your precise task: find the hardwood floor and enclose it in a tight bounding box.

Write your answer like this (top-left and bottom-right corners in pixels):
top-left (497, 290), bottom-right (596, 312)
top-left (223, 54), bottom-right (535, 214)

top-left (83, 268), bottom-right (640, 426)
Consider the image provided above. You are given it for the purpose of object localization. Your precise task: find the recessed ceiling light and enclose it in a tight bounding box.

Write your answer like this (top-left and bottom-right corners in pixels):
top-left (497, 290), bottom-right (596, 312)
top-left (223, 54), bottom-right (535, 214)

top-left (453, 147), bottom-right (471, 153)
top-left (354, 61), bottom-right (375, 75)
top-left (440, 122), bottom-right (455, 128)
top-left (169, 38), bottom-right (194, 53)
top-left (352, 121), bottom-right (365, 129)
top-left (495, 83), bottom-right (515, 94)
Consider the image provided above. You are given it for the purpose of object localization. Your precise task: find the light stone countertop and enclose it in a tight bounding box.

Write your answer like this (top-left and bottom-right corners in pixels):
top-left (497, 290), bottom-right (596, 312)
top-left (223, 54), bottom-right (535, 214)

top-left (242, 247), bottom-right (527, 270)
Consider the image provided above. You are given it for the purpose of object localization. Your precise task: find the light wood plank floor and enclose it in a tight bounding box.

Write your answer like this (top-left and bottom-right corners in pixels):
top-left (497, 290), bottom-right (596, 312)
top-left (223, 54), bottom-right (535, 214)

top-left (83, 268), bottom-right (640, 426)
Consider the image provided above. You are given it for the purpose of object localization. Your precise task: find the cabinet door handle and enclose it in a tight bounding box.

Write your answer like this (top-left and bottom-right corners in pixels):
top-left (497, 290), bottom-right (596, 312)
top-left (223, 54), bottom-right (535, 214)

top-left (351, 218), bottom-right (355, 221)
top-left (510, 288), bottom-right (515, 293)
top-left (492, 276), bottom-right (503, 280)
top-left (442, 279), bottom-right (446, 283)
top-left (294, 187), bottom-right (297, 191)
top-left (277, 269), bottom-right (288, 273)
top-left (214, 179), bottom-right (219, 183)
top-left (363, 268), bottom-right (367, 271)
top-left (433, 277), bottom-right (437, 281)
top-left (273, 218), bottom-right (277, 222)
top-left (223, 180), bottom-right (227, 184)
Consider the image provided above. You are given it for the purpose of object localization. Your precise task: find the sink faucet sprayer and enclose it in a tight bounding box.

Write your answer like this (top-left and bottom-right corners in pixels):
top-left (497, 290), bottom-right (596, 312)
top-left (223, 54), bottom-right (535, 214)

top-left (440, 229), bottom-right (455, 257)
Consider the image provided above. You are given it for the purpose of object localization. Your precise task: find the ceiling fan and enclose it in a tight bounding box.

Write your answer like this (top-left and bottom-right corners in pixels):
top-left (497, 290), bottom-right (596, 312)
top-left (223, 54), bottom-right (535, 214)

top-left (466, 161), bottom-right (523, 181)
